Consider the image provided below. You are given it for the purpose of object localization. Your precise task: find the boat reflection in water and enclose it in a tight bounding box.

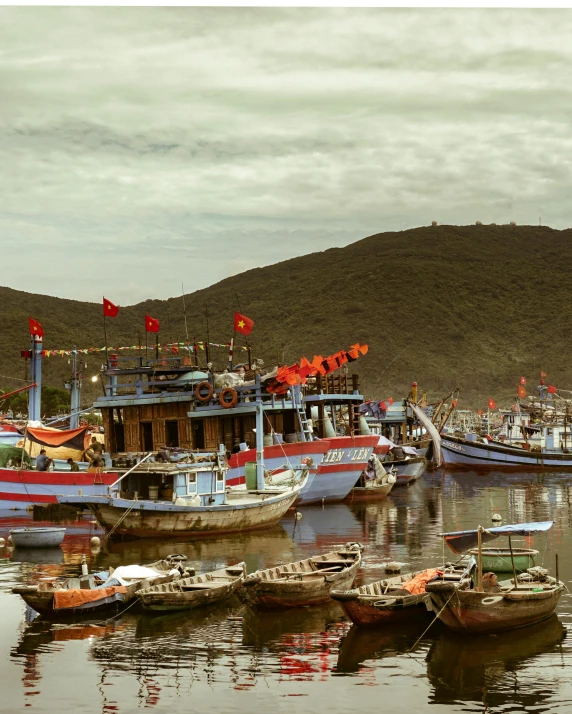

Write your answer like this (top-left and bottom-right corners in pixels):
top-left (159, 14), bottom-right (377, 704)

top-left (427, 614), bottom-right (566, 708)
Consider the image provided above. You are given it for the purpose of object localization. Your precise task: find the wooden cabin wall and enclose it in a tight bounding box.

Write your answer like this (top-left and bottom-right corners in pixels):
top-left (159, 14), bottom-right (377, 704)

top-left (117, 401), bottom-right (193, 453)
top-left (101, 408), bottom-right (116, 453)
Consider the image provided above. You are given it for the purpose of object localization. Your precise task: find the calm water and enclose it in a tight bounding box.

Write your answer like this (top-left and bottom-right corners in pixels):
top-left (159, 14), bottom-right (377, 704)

top-left (2, 470), bottom-right (572, 714)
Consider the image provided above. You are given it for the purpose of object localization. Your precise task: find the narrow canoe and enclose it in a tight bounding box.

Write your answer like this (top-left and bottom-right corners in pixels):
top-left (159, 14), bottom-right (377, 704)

top-left (243, 544), bottom-right (363, 609)
top-left (137, 562), bottom-right (247, 612)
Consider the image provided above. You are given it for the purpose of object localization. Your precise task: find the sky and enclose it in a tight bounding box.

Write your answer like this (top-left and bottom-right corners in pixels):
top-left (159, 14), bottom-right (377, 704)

top-left (1, 8), bottom-right (571, 304)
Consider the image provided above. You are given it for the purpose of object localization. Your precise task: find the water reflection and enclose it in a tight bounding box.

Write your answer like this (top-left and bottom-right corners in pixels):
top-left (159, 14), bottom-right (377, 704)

top-left (3, 470), bottom-right (572, 712)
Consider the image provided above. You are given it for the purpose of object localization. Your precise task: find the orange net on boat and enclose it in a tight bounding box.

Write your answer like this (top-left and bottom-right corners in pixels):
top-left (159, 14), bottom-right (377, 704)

top-left (402, 569), bottom-right (443, 595)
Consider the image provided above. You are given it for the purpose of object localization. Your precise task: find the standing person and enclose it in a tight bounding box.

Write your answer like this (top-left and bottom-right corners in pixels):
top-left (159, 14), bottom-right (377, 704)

top-left (36, 449), bottom-right (53, 472)
top-left (85, 436), bottom-right (104, 464)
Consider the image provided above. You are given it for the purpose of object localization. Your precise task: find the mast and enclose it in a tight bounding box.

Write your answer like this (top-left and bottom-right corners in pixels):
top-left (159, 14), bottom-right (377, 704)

top-left (477, 525), bottom-right (483, 592)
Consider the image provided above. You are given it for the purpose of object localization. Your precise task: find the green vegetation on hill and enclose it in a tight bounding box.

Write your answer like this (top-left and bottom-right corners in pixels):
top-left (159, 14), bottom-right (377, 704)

top-left (1, 224), bottom-right (570, 410)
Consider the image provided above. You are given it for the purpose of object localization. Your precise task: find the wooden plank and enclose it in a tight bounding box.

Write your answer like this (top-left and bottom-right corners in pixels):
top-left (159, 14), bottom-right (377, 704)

top-left (152, 419), bottom-right (166, 449)
top-left (203, 416), bottom-right (220, 450)
top-left (179, 419), bottom-right (192, 449)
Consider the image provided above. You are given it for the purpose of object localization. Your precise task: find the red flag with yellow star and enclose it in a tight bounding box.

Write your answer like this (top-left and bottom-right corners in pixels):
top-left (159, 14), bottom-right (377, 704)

top-left (145, 314), bottom-right (160, 333)
top-left (103, 297), bottom-right (119, 318)
top-left (234, 312), bottom-right (254, 336)
top-left (29, 318), bottom-right (44, 338)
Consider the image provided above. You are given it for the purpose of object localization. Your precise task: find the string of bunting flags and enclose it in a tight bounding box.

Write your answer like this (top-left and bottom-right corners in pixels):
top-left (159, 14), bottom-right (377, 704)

top-left (23, 341), bottom-right (252, 358)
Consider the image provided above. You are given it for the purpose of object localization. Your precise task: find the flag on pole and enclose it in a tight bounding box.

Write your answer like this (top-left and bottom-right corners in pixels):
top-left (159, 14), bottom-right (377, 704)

top-left (548, 385), bottom-right (557, 394)
top-left (388, 397), bottom-right (394, 405)
top-left (234, 312), bottom-right (254, 336)
top-left (488, 398), bottom-right (496, 409)
top-left (103, 297), bottom-right (119, 318)
top-left (540, 370), bottom-right (548, 378)
top-left (520, 376), bottom-right (527, 386)
top-left (29, 318), bottom-right (44, 338)
top-left (517, 384), bottom-right (527, 398)
top-left (145, 315), bottom-right (160, 333)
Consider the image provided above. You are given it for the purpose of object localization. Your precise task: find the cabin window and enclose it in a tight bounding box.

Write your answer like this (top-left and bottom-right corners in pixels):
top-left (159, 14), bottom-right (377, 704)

top-left (216, 470), bottom-right (224, 493)
top-left (141, 422), bottom-right (153, 451)
top-left (187, 473), bottom-right (197, 494)
top-left (165, 420), bottom-right (179, 448)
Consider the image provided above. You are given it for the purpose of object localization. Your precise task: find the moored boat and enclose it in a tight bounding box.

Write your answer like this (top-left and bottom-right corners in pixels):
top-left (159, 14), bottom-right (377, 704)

top-left (345, 457), bottom-right (396, 502)
top-left (467, 547), bottom-right (538, 573)
top-left (136, 562), bottom-right (246, 611)
top-left (242, 544), bottom-right (363, 609)
top-left (12, 556), bottom-right (190, 616)
top-left (10, 527), bottom-right (66, 548)
top-left (330, 564), bottom-right (466, 627)
top-left (426, 521), bottom-right (563, 634)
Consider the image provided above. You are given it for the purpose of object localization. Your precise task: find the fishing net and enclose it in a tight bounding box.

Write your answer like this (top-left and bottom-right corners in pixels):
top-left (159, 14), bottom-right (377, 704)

top-left (0, 444), bottom-right (31, 468)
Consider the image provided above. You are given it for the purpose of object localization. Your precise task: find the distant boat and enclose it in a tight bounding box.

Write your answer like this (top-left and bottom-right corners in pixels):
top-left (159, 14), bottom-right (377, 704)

top-left (242, 545), bottom-right (363, 609)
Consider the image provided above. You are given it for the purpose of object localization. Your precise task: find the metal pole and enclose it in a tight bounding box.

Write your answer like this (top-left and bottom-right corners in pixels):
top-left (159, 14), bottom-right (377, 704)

top-left (255, 401), bottom-right (265, 490)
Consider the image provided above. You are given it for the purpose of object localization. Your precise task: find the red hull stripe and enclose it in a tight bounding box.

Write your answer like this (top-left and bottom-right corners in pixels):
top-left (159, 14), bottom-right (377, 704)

top-left (0, 491), bottom-right (57, 503)
top-left (318, 463), bottom-right (365, 473)
top-left (0, 469), bottom-right (118, 486)
top-left (228, 442), bottom-right (329, 468)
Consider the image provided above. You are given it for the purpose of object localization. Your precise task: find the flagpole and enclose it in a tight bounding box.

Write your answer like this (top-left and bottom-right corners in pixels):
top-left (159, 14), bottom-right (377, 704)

top-left (205, 304), bottom-right (211, 367)
top-left (102, 297), bottom-right (108, 362)
top-left (228, 334), bottom-right (235, 371)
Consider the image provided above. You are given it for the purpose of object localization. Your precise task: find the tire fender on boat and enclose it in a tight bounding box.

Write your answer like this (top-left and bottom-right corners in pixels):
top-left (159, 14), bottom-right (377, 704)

top-left (481, 595), bottom-right (503, 606)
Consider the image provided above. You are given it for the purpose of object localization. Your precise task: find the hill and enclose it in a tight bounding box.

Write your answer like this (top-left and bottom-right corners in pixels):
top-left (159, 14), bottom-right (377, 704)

top-left (1, 223), bottom-right (571, 410)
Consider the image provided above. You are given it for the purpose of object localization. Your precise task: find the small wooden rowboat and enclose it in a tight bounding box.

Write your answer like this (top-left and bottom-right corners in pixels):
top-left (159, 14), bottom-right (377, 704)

top-left (467, 547), bottom-right (538, 573)
top-left (242, 544), bottom-right (363, 609)
top-left (10, 527), bottom-right (66, 548)
top-left (330, 564), bottom-right (467, 627)
top-left (136, 562), bottom-right (247, 612)
top-left (12, 555), bottom-right (191, 617)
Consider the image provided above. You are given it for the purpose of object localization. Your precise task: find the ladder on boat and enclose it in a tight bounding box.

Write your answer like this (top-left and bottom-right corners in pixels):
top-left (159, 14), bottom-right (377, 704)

top-left (295, 402), bottom-right (314, 442)
top-left (350, 404), bottom-right (361, 437)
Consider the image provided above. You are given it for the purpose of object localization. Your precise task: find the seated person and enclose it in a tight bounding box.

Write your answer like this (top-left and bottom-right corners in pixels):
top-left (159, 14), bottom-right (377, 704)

top-left (66, 457), bottom-right (80, 472)
top-left (36, 449), bottom-right (54, 472)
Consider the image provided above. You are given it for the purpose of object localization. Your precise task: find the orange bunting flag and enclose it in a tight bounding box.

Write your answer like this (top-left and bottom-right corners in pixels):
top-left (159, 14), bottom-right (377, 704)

top-left (234, 312), bottom-right (254, 336)
top-left (145, 314), bottom-right (160, 333)
top-left (488, 398), bottom-right (496, 410)
top-left (29, 318), bottom-right (44, 338)
top-left (452, 399), bottom-right (458, 408)
top-left (103, 297), bottom-right (119, 318)
top-left (379, 400), bottom-right (387, 411)
top-left (520, 376), bottom-right (527, 386)
top-left (517, 384), bottom-right (526, 398)
top-left (477, 409), bottom-right (484, 416)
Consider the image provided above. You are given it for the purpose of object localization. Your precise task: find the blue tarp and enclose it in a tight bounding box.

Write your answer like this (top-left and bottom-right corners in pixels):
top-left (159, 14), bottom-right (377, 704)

top-left (442, 521), bottom-right (553, 554)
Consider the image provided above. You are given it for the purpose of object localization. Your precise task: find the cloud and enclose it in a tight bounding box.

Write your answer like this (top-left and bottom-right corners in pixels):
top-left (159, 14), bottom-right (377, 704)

top-left (0, 8), bottom-right (571, 303)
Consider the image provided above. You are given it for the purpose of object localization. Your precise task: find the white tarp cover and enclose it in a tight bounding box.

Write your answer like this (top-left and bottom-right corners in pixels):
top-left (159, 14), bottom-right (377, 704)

top-left (107, 565), bottom-right (179, 586)
top-left (410, 403), bottom-right (442, 467)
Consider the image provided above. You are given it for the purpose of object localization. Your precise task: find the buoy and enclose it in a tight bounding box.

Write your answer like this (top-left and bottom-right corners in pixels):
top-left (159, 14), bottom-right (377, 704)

top-left (492, 513), bottom-right (502, 522)
top-left (385, 561), bottom-right (401, 573)
top-left (0, 537), bottom-right (4, 547)
top-left (295, 512), bottom-right (303, 520)
top-left (7, 535), bottom-right (13, 546)
top-left (90, 536), bottom-right (101, 547)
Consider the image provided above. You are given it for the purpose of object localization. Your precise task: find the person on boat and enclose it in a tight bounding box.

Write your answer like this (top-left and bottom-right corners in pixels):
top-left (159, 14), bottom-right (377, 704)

top-left (66, 457), bottom-right (80, 472)
top-left (85, 436), bottom-right (104, 464)
top-left (36, 449), bottom-right (54, 471)
top-left (482, 572), bottom-right (501, 592)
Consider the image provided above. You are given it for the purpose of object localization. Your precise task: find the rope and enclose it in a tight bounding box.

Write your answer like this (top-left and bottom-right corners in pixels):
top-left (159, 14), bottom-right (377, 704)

top-left (104, 498), bottom-right (140, 541)
top-left (407, 587), bottom-right (459, 654)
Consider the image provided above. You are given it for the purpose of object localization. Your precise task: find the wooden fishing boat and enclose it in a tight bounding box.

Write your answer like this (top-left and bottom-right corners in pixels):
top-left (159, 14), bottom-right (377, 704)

top-left (345, 461), bottom-right (396, 502)
top-left (242, 544), bottom-right (363, 609)
top-left (136, 562), bottom-right (246, 612)
top-left (57, 458), bottom-right (306, 540)
top-left (12, 555), bottom-right (192, 616)
top-left (468, 547), bottom-right (538, 573)
top-left (330, 563), bottom-right (467, 627)
top-left (426, 521), bottom-right (563, 634)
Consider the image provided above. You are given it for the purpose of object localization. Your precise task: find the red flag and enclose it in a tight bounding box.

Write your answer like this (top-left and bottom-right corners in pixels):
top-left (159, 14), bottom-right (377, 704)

top-left (388, 397), bottom-right (394, 405)
top-left (517, 385), bottom-right (526, 398)
top-left (452, 399), bottom-right (458, 408)
top-left (520, 376), bottom-right (527, 386)
top-left (29, 318), bottom-right (44, 338)
top-left (540, 370), bottom-right (548, 378)
top-left (548, 385), bottom-right (557, 394)
top-left (477, 409), bottom-right (484, 416)
top-left (379, 400), bottom-right (387, 411)
top-left (145, 314), bottom-right (160, 333)
top-left (488, 398), bottom-right (496, 410)
top-left (234, 312), bottom-right (254, 336)
top-left (103, 297), bottom-right (119, 318)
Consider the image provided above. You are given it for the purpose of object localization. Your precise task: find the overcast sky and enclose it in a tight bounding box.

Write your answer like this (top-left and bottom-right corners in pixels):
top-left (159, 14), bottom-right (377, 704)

top-left (1, 8), bottom-right (571, 304)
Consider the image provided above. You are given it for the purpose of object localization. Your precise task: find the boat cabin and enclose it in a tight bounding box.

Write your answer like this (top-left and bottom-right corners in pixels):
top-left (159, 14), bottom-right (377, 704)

top-left (95, 352), bottom-right (366, 461)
